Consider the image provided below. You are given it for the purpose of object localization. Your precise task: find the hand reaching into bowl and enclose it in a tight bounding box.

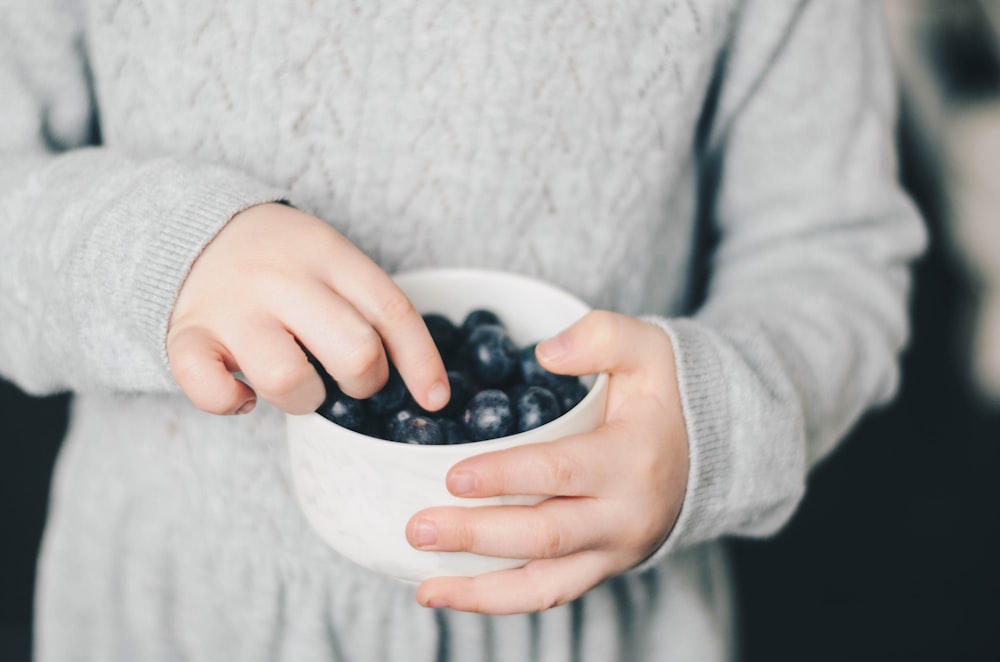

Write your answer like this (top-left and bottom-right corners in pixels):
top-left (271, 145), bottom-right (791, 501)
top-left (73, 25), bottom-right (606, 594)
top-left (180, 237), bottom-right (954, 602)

top-left (166, 202), bottom-right (450, 416)
top-left (407, 311), bottom-right (690, 614)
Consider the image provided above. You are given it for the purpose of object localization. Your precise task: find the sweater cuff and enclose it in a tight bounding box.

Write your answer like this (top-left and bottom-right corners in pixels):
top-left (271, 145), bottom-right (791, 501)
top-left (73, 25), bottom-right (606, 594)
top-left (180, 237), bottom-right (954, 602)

top-left (131, 162), bottom-right (289, 379)
top-left (631, 316), bottom-right (731, 572)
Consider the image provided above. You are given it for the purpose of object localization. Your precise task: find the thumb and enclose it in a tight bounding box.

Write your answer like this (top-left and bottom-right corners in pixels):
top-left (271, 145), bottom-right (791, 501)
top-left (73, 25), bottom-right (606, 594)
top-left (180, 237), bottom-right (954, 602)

top-left (168, 325), bottom-right (258, 415)
top-left (535, 310), bottom-right (671, 377)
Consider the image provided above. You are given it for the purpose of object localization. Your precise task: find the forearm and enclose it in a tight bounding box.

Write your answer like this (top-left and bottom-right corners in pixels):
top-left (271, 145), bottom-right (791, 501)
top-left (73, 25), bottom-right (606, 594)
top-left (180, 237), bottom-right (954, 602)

top-left (0, 148), bottom-right (288, 394)
top-left (639, 0), bottom-right (926, 563)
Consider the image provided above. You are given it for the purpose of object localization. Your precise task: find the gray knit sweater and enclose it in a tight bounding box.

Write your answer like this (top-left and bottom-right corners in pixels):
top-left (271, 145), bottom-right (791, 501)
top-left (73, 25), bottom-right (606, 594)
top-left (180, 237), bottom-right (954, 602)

top-left (1, 1), bottom-right (924, 660)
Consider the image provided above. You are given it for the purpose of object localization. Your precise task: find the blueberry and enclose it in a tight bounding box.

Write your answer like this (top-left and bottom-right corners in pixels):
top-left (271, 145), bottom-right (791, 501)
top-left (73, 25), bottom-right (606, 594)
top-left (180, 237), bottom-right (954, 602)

top-left (461, 309), bottom-right (503, 338)
top-left (436, 370), bottom-right (474, 418)
top-left (437, 418), bottom-right (468, 444)
top-left (463, 389), bottom-right (514, 441)
top-left (362, 415), bottom-right (390, 440)
top-left (518, 343), bottom-right (579, 391)
top-left (379, 407), bottom-right (417, 440)
top-left (463, 325), bottom-right (518, 387)
top-left (366, 366), bottom-right (409, 416)
top-left (326, 308), bottom-right (588, 445)
top-left (443, 347), bottom-right (473, 375)
top-left (517, 344), bottom-right (547, 386)
top-left (506, 382), bottom-right (529, 405)
top-left (316, 389), bottom-right (368, 433)
top-left (393, 416), bottom-right (446, 445)
top-left (423, 313), bottom-right (460, 358)
top-left (554, 379), bottom-right (589, 414)
top-left (515, 386), bottom-right (561, 433)
top-left (388, 407), bottom-right (416, 430)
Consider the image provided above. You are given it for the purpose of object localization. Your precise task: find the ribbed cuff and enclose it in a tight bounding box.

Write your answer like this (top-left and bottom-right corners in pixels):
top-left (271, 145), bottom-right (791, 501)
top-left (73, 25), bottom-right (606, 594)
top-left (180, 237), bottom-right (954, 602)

top-left (132, 161), bottom-right (289, 380)
top-left (631, 316), bottom-right (731, 572)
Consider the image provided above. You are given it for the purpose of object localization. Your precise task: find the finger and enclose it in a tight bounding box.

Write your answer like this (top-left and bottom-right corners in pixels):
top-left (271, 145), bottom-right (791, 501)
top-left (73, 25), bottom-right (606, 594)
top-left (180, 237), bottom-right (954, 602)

top-left (321, 237), bottom-right (449, 411)
top-left (444, 426), bottom-right (624, 498)
top-left (167, 326), bottom-right (257, 415)
top-left (274, 282), bottom-right (390, 400)
top-left (535, 310), bottom-right (672, 377)
top-left (416, 552), bottom-right (610, 615)
top-left (228, 321), bottom-right (326, 414)
top-left (407, 497), bottom-right (611, 559)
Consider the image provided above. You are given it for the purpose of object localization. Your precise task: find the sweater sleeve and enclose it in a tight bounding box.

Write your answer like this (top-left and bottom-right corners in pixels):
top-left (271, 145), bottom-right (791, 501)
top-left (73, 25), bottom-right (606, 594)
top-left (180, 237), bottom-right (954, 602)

top-left (0, 2), bottom-right (288, 396)
top-left (639, 0), bottom-right (926, 563)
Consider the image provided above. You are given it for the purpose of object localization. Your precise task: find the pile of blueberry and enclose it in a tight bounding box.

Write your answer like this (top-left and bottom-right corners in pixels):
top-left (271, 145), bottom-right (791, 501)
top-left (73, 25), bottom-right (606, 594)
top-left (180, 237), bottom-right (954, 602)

top-left (312, 309), bottom-right (589, 445)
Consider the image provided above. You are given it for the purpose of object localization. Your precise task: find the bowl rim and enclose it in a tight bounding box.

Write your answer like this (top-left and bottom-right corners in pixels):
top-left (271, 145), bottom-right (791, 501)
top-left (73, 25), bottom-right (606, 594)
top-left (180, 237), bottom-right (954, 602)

top-left (294, 266), bottom-right (609, 453)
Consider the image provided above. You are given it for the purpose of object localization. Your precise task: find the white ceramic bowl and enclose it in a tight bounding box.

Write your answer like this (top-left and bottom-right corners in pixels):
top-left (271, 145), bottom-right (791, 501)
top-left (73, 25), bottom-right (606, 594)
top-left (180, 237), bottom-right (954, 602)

top-left (286, 268), bottom-right (609, 583)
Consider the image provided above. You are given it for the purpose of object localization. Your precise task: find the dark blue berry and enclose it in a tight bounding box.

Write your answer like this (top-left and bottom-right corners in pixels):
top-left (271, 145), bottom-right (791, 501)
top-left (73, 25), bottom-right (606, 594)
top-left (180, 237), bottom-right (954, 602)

top-left (366, 366), bottom-right (409, 416)
top-left (463, 389), bottom-right (514, 441)
top-left (437, 418), bottom-right (469, 444)
top-left (423, 313), bottom-right (460, 357)
top-left (443, 347), bottom-right (473, 375)
top-left (515, 386), bottom-right (560, 433)
top-left (461, 309), bottom-right (503, 338)
top-left (393, 416), bottom-right (446, 445)
top-left (362, 414), bottom-right (389, 440)
top-left (438, 370), bottom-right (474, 418)
top-left (387, 407), bottom-right (416, 430)
top-left (518, 344), bottom-right (579, 391)
top-left (463, 325), bottom-right (518, 387)
top-left (517, 343), bottom-right (549, 386)
top-left (317, 308), bottom-right (591, 445)
top-left (381, 407), bottom-right (417, 439)
top-left (554, 379), bottom-right (589, 414)
top-left (316, 389), bottom-right (368, 433)
top-left (506, 382), bottom-right (529, 404)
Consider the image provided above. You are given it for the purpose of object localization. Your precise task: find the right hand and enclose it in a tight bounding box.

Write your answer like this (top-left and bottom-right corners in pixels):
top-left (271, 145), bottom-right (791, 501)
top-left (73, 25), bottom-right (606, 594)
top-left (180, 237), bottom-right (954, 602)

top-left (166, 202), bottom-right (449, 416)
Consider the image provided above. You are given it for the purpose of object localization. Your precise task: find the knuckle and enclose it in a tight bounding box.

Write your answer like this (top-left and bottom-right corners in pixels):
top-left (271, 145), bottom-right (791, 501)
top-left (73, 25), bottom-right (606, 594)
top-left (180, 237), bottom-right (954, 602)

top-left (455, 519), bottom-right (478, 552)
top-left (521, 566), bottom-right (570, 611)
top-left (255, 359), bottom-right (310, 398)
top-left (374, 290), bottom-right (418, 328)
top-left (544, 452), bottom-right (579, 492)
top-left (582, 309), bottom-right (622, 347)
top-left (538, 521), bottom-right (565, 558)
top-left (339, 331), bottom-right (385, 379)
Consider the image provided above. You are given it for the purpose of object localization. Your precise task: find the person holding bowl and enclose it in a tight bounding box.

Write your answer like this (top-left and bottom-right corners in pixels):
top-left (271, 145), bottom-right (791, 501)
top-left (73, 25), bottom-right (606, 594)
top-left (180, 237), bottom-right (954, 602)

top-left (0, 1), bottom-right (924, 661)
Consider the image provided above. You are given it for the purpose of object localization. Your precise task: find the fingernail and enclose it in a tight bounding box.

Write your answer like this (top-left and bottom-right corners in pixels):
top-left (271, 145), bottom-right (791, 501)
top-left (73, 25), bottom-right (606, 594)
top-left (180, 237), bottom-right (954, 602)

top-left (427, 381), bottom-right (449, 411)
top-left (235, 398), bottom-right (256, 415)
top-left (426, 597), bottom-right (450, 609)
top-left (412, 519), bottom-right (438, 547)
top-left (536, 334), bottom-right (568, 363)
top-left (450, 471), bottom-right (476, 496)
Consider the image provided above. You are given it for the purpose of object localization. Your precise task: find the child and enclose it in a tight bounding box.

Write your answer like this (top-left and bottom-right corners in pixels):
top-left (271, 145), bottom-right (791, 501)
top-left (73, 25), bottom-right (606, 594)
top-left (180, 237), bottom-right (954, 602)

top-left (1, 1), bottom-right (925, 660)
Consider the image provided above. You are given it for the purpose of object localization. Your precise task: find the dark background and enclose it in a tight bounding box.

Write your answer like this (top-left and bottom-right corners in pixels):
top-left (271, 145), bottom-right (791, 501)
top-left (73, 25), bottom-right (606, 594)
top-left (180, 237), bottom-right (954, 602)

top-left (3, 9), bottom-right (1000, 662)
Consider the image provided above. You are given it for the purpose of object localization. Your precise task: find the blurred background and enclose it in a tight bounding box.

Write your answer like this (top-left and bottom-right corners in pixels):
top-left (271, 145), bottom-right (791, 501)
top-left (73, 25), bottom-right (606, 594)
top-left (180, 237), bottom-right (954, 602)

top-left (2, 2), bottom-right (999, 660)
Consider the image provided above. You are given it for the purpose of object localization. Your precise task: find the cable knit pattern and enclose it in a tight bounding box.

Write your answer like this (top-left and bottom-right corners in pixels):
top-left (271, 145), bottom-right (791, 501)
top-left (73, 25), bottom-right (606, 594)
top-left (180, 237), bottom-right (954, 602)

top-left (0, 1), bottom-right (924, 660)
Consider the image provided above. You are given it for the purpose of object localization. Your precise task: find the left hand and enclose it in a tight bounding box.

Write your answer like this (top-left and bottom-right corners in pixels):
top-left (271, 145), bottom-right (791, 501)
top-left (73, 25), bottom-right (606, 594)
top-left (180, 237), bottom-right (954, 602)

top-left (406, 310), bottom-right (690, 614)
